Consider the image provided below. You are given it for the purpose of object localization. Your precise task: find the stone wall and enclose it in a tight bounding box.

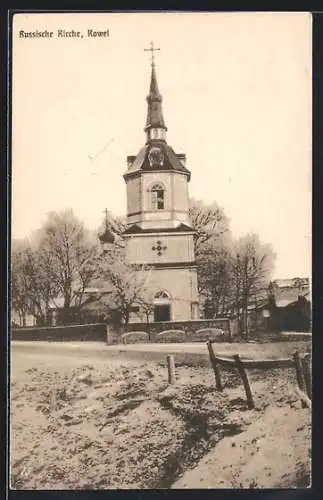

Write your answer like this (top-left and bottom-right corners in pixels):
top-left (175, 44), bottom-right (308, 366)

top-left (107, 318), bottom-right (238, 344)
top-left (11, 323), bottom-right (107, 342)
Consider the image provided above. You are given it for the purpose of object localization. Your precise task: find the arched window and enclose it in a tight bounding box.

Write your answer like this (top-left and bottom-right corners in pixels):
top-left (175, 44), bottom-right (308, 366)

top-left (154, 291), bottom-right (171, 321)
top-left (151, 183), bottom-right (165, 210)
top-left (154, 290), bottom-right (170, 300)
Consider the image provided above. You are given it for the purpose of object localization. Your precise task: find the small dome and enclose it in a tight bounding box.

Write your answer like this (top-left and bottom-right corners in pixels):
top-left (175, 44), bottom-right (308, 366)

top-left (98, 226), bottom-right (115, 244)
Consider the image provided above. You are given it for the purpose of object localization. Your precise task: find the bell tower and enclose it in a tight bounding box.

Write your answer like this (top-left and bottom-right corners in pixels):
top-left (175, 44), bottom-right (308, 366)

top-left (123, 43), bottom-right (199, 323)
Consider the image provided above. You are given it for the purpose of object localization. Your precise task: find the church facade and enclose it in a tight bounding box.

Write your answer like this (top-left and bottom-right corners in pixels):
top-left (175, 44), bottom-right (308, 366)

top-left (123, 47), bottom-right (199, 323)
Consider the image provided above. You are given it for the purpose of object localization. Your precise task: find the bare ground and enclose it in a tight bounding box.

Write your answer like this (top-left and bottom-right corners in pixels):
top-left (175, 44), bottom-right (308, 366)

top-left (10, 342), bottom-right (311, 490)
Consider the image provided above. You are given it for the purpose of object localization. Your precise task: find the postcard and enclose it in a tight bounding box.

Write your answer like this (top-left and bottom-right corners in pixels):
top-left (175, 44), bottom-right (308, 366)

top-left (10, 11), bottom-right (312, 490)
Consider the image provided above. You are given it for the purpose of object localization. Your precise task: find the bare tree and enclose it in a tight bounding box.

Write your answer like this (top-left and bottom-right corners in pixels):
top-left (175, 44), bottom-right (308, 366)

top-left (11, 239), bottom-right (59, 325)
top-left (231, 234), bottom-right (276, 337)
top-left (189, 198), bottom-right (230, 256)
top-left (198, 242), bottom-right (233, 318)
top-left (95, 244), bottom-right (152, 326)
top-left (188, 199), bottom-right (233, 318)
top-left (11, 241), bottom-right (32, 326)
top-left (35, 209), bottom-right (98, 321)
top-left (136, 291), bottom-right (156, 339)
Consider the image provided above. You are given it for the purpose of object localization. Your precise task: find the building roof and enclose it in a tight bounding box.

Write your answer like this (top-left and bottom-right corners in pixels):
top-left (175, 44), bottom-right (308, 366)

top-left (271, 280), bottom-right (309, 305)
top-left (80, 292), bottom-right (114, 312)
top-left (123, 222), bottom-right (194, 235)
top-left (124, 142), bottom-right (191, 181)
top-left (98, 210), bottom-right (121, 244)
top-left (48, 286), bottom-right (114, 310)
top-left (48, 297), bottom-right (77, 310)
top-left (124, 58), bottom-right (191, 182)
top-left (145, 64), bottom-right (167, 131)
top-left (267, 277), bottom-right (310, 308)
top-left (98, 226), bottom-right (115, 244)
top-left (276, 299), bottom-right (297, 308)
top-left (273, 277), bottom-right (309, 288)
top-left (275, 292), bottom-right (310, 308)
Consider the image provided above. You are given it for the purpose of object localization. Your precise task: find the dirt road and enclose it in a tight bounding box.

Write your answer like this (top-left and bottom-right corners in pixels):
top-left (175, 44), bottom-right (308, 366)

top-left (10, 341), bottom-right (311, 489)
top-left (11, 339), bottom-right (310, 362)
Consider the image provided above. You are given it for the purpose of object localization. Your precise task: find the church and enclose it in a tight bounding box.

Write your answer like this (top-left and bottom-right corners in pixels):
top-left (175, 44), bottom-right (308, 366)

top-left (122, 44), bottom-right (199, 324)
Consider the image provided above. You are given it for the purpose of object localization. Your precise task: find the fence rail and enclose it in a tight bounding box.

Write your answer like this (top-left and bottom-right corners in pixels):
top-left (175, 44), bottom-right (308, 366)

top-left (206, 340), bottom-right (311, 409)
top-left (213, 355), bottom-right (294, 370)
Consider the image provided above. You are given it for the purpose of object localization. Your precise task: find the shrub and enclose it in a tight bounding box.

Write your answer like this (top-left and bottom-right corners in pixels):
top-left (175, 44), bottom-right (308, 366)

top-left (156, 329), bottom-right (186, 343)
top-left (121, 331), bottom-right (149, 344)
top-left (192, 328), bottom-right (225, 342)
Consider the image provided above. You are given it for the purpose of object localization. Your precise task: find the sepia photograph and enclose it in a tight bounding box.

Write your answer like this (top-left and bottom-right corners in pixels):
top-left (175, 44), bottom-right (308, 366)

top-left (10, 11), bottom-right (312, 490)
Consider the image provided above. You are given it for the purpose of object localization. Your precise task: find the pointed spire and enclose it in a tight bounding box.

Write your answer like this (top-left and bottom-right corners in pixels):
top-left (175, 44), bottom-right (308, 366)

top-left (144, 42), bottom-right (167, 136)
top-left (149, 64), bottom-right (161, 97)
top-left (98, 208), bottom-right (115, 244)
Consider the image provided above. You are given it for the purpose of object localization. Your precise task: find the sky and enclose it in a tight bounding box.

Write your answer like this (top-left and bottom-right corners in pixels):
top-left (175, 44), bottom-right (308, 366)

top-left (12, 12), bottom-right (312, 280)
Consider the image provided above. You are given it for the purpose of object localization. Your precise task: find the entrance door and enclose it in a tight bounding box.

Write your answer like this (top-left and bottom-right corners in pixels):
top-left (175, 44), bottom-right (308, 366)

top-left (154, 304), bottom-right (170, 322)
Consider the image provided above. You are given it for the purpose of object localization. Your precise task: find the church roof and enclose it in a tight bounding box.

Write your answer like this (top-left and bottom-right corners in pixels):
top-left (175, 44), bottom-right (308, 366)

top-left (98, 226), bottom-right (115, 244)
top-left (124, 141), bottom-right (191, 180)
top-left (123, 222), bottom-right (194, 235)
top-left (145, 64), bottom-right (167, 131)
top-left (124, 47), bottom-right (191, 182)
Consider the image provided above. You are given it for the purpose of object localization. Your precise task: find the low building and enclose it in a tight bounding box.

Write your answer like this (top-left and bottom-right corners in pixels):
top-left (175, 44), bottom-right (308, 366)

top-left (248, 277), bottom-right (311, 333)
top-left (47, 286), bottom-right (114, 326)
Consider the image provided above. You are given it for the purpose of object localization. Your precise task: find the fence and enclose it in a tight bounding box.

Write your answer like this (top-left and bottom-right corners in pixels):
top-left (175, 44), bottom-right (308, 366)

top-left (206, 341), bottom-right (312, 409)
top-left (11, 323), bottom-right (107, 342)
top-left (107, 318), bottom-right (237, 344)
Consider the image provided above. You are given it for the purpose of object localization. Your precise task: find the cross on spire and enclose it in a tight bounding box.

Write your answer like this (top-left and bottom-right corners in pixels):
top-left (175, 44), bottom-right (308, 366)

top-left (144, 41), bottom-right (160, 67)
top-left (103, 208), bottom-right (109, 229)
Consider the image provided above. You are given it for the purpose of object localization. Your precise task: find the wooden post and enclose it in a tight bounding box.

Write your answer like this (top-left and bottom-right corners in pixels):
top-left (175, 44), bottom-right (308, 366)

top-left (146, 320), bottom-right (151, 342)
top-left (296, 387), bottom-right (312, 409)
top-left (233, 354), bottom-right (255, 410)
top-left (167, 355), bottom-right (176, 385)
top-left (105, 324), bottom-right (110, 345)
top-left (50, 390), bottom-right (57, 412)
top-left (293, 351), bottom-right (305, 392)
top-left (301, 353), bottom-right (312, 400)
top-left (228, 320), bottom-right (232, 343)
top-left (207, 341), bottom-right (223, 391)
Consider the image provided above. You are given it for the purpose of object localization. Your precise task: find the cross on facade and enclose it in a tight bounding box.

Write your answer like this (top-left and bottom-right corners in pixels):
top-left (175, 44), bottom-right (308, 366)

top-left (144, 41), bottom-right (160, 66)
top-left (152, 240), bottom-right (167, 256)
